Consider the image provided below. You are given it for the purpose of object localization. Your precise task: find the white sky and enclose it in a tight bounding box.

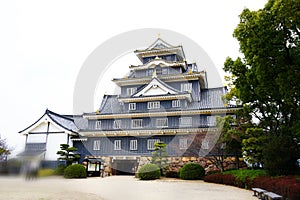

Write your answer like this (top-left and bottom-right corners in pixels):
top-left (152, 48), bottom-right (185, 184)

top-left (0, 0), bottom-right (267, 156)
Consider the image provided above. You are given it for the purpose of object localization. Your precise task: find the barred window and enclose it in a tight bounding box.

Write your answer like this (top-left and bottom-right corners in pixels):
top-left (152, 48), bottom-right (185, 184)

top-left (148, 101), bottom-right (160, 109)
top-left (95, 121), bottom-right (101, 129)
top-left (202, 140), bottom-right (209, 149)
top-left (113, 120), bottom-right (122, 129)
top-left (130, 140), bottom-right (138, 150)
top-left (146, 69), bottom-right (154, 77)
top-left (129, 103), bottom-right (136, 111)
top-left (179, 138), bottom-right (188, 149)
top-left (147, 139), bottom-right (160, 150)
top-left (162, 68), bottom-right (168, 75)
top-left (114, 140), bottom-right (121, 150)
top-left (179, 117), bottom-right (192, 127)
top-left (127, 87), bottom-right (137, 96)
top-left (172, 100), bottom-right (180, 108)
top-left (181, 83), bottom-right (192, 92)
top-left (132, 119), bottom-right (143, 128)
top-left (93, 140), bottom-right (101, 150)
top-left (156, 118), bottom-right (168, 128)
top-left (207, 116), bottom-right (216, 126)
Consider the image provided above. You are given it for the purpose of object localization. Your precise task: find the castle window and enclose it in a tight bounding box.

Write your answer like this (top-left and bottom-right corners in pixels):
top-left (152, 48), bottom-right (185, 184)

top-left (202, 140), bottom-right (209, 149)
top-left (93, 140), bottom-right (101, 150)
top-left (127, 87), bottom-right (137, 96)
top-left (179, 117), bottom-right (192, 127)
top-left (132, 119), bottom-right (143, 128)
top-left (156, 118), bottom-right (168, 128)
top-left (130, 140), bottom-right (138, 150)
top-left (146, 69), bottom-right (154, 77)
top-left (95, 121), bottom-right (101, 129)
top-left (129, 103), bottom-right (136, 111)
top-left (114, 140), bottom-right (121, 150)
top-left (181, 83), bottom-right (192, 92)
top-left (147, 139), bottom-right (160, 150)
top-left (148, 101), bottom-right (160, 109)
top-left (179, 138), bottom-right (188, 150)
top-left (162, 68), bottom-right (168, 75)
top-left (207, 116), bottom-right (216, 126)
top-left (113, 120), bottom-right (122, 129)
top-left (172, 100), bottom-right (180, 108)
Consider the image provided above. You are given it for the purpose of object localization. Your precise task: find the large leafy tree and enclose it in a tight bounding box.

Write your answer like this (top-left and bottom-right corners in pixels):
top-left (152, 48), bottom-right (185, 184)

top-left (224, 0), bottom-right (300, 175)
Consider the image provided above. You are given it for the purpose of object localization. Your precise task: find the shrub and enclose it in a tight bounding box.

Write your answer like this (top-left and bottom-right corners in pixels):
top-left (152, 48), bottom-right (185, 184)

top-left (64, 164), bottom-right (87, 179)
top-left (138, 164), bottom-right (161, 180)
top-left (204, 172), bottom-right (300, 200)
top-left (54, 164), bottom-right (66, 175)
top-left (223, 169), bottom-right (267, 182)
top-left (38, 169), bottom-right (55, 177)
top-left (204, 174), bottom-right (235, 186)
top-left (165, 170), bottom-right (179, 178)
top-left (179, 163), bottom-right (205, 180)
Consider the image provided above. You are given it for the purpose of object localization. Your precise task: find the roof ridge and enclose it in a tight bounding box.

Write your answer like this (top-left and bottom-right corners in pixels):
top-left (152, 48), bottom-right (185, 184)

top-left (46, 109), bottom-right (74, 122)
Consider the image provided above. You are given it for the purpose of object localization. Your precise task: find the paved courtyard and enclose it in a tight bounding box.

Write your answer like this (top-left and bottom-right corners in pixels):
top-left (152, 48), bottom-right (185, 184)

top-left (0, 175), bottom-right (256, 200)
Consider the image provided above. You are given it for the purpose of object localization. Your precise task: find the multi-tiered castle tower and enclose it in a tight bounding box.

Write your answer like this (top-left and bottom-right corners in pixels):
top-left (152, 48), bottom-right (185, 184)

top-left (72, 38), bottom-right (238, 175)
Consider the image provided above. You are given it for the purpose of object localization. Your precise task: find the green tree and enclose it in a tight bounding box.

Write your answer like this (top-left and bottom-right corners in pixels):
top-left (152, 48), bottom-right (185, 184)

top-left (56, 144), bottom-right (80, 166)
top-left (224, 0), bottom-right (300, 175)
top-left (242, 128), bottom-right (266, 167)
top-left (151, 142), bottom-right (168, 173)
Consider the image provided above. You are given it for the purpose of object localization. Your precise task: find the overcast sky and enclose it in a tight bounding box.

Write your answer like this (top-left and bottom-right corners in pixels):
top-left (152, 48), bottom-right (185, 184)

top-left (0, 0), bottom-right (267, 156)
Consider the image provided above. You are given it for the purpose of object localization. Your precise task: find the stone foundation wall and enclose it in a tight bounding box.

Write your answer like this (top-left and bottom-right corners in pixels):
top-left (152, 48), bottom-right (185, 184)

top-left (138, 156), bottom-right (247, 174)
top-left (86, 156), bottom-right (246, 175)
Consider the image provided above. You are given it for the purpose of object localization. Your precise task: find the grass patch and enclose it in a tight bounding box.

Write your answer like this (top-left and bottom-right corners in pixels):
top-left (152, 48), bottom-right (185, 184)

top-left (223, 169), bottom-right (267, 182)
top-left (38, 169), bottom-right (56, 177)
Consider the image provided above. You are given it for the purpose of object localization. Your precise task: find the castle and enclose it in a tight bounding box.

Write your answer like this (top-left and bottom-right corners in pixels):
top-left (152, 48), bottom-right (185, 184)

top-left (19, 38), bottom-right (239, 175)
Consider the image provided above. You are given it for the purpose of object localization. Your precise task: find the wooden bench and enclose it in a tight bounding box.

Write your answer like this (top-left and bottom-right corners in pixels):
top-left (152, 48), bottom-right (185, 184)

top-left (252, 188), bottom-right (267, 199)
top-left (263, 192), bottom-right (282, 200)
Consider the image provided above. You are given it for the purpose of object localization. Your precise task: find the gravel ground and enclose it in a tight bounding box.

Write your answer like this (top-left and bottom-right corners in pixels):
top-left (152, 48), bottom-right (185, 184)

top-left (0, 175), bottom-right (257, 200)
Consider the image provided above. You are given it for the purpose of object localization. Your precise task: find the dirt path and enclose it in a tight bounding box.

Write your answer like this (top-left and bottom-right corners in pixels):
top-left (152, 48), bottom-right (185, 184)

top-left (0, 176), bottom-right (256, 200)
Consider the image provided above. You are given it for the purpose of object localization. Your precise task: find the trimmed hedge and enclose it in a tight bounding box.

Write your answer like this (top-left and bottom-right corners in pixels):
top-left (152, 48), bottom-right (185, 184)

top-left (204, 172), bottom-right (300, 200)
top-left (64, 164), bottom-right (87, 179)
top-left (138, 164), bottom-right (161, 180)
top-left (179, 163), bottom-right (205, 180)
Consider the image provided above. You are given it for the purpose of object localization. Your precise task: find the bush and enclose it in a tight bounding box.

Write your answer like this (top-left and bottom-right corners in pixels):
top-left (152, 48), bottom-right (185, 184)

top-left (204, 172), bottom-right (300, 200)
top-left (223, 169), bottom-right (267, 182)
top-left (251, 176), bottom-right (300, 200)
top-left (64, 164), bottom-right (86, 179)
top-left (55, 164), bottom-right (66, 175)
top-left (165, 170), bottom-right (179, 178)
top-left (179, 163), bottom-right (205, 180)
top-left (204, 174), bottom-right (236, 186)
top-left (138, 164), bottom-right (161, 180)
top-left (38, 169), bottom-right (55, 177)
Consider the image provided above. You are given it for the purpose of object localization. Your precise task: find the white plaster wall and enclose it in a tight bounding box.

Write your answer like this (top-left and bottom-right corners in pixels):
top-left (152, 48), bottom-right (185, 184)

top-left (48, 123), bottom-right (63, 132)
top-left (29, 122), bottom-right (48, 133)
top-left (45, 133), bottom-right (72, 160)
top-left (27, 133), bottom-right (47, 143)
top-left (144, 87), bottom-right (167, 96)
